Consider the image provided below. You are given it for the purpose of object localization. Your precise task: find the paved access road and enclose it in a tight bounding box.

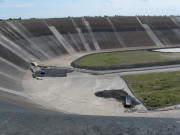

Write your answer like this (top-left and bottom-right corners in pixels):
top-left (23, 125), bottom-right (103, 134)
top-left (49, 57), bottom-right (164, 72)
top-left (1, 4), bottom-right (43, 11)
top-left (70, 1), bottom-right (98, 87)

top-left (0, 100), bottom-right (180, 135)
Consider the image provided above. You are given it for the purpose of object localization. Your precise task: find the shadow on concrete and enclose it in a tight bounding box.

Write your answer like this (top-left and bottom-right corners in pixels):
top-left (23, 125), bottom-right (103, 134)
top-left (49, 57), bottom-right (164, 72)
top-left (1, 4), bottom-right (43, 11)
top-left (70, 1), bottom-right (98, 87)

top-left (95, 89), bottom-right (140, 106)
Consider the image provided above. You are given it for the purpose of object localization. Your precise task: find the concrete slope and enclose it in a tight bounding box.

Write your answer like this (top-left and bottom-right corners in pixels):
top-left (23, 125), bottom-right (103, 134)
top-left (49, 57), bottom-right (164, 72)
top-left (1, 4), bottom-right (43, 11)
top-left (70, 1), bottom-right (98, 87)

top-left (1, 16), bottom-right (180, 134)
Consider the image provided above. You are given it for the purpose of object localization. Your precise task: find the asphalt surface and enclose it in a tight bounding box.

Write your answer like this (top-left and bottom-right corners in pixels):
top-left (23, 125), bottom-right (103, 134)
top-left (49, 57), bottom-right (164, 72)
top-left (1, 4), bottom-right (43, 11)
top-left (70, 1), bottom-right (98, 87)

top-left (0, 100), bottom-right (180, 135)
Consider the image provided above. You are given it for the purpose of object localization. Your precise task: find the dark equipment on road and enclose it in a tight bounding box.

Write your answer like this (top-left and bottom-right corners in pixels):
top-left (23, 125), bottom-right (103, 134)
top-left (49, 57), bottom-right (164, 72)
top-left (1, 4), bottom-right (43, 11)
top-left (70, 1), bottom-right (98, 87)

top-left (41, 69), bottom-right (46, 75)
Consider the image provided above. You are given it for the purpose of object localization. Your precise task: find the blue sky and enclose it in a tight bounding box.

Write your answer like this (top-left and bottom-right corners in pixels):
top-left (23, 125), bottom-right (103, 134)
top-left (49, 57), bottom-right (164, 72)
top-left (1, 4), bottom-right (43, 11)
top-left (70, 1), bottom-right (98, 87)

top-left (0, 0), bottom-right (180, 19)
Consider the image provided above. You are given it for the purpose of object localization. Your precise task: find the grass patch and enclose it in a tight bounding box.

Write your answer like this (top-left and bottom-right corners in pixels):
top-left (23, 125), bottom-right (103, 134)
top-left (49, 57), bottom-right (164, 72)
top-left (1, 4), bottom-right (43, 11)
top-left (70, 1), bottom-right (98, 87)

top-left (77, 51), bottom-right (180, 66)
top-left (123, 71), bottom-right (180, 108)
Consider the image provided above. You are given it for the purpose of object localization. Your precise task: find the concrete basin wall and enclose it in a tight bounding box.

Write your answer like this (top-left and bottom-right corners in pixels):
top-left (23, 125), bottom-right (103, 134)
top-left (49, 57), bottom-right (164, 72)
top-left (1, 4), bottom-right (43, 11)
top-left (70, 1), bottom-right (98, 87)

top-left (0, 16), bottom-right (180, 105)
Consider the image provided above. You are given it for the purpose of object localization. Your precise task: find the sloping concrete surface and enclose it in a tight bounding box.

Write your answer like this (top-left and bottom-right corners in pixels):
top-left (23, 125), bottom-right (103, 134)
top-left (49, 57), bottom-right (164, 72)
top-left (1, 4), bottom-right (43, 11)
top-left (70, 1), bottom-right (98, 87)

top-left (1, 17), bottom-right (180, 134)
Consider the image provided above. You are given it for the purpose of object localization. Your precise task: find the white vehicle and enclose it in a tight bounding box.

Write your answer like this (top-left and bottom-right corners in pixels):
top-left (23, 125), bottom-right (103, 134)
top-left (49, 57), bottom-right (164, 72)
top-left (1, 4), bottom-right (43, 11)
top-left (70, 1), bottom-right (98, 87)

top-left (124, 96), bottom-right (132, 107)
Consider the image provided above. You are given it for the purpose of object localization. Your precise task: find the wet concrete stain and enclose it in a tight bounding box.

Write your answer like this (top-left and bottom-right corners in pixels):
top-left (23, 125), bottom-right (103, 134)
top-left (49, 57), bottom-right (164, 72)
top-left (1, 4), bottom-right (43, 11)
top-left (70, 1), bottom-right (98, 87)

top-left (95, 89), bottom-right (140, 106)
top-left (33, 68), bottom-right (73, 77)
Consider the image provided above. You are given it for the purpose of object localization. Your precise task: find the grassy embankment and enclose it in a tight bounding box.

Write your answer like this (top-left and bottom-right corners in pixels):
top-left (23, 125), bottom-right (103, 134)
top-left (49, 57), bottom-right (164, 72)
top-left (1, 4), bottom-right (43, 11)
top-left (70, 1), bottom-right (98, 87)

top-left (77, 51), bottom-right (180, 66)
top-left (123, 71), bottom-right (180, 108)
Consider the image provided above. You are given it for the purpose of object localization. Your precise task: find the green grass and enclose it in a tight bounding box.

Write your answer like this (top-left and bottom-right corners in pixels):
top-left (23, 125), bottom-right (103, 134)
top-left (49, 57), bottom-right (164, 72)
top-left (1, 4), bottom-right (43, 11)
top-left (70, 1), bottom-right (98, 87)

top-left (123, 71), bottom-right (180, 108)
top-left (77, 51), bottom-right (180, 66)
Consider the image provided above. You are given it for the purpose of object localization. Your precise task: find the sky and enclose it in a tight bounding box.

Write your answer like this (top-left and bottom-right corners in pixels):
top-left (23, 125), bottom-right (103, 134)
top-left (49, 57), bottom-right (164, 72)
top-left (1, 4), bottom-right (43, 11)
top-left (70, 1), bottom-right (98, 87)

top-left (0, 0), bottom-right (180, 19)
